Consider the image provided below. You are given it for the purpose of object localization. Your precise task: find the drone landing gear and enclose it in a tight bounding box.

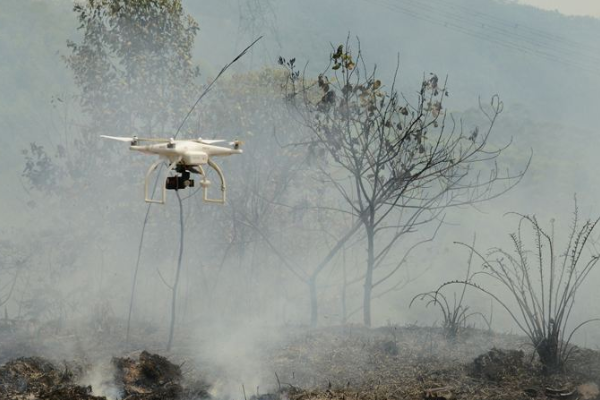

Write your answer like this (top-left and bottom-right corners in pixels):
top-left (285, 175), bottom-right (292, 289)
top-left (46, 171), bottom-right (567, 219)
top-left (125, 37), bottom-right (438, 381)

top-left (193, 159), bottom-right (227, 204)
top-left (144, 158), bottom-right (226, 205)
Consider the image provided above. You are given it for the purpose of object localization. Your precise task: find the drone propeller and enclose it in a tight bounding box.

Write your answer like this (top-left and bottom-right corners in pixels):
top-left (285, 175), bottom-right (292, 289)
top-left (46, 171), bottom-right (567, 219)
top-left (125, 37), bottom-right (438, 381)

top-left (100, 135), bottom-right (136, 143)
top-left (100, 135), bottom-right (170, 143)
top-left (195, 138), bottom-right (227, 145)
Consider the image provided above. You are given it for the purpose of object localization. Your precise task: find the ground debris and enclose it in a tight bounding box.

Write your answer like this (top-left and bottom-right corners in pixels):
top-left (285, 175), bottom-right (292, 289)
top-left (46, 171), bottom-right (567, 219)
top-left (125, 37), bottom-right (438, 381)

top-left (372, 339), bottom-right (399, 356)
top-left (470, 348), bottom-right (526, 381)
top-left (545, 386), bottom-right (577, 398)
top-left (1, 326), bottom-right (599, 400)
top-left (0, 356), bottom-right (78, 398)
top-left (424, 386), bottom-right (455, 399)
top-left (0, 351), bottom-right (209, 400)
top-left (113, 351), bottom-right (181, 394)
top-left (39, 385), bottom-right (106, 400)
top-left (250, 394), bottom-right (281, 400)
top-left (577, 382), bottom-right (600, 400)
top-left (112, 350), bottom-right (209, 400)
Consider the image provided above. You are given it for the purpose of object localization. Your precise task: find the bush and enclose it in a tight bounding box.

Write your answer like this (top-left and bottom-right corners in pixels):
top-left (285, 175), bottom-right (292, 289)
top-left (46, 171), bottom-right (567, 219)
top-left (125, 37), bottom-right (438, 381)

top-left (440, 203), bottom-right (600, 372)
top-left (411, 237), bottom-right (491, 339)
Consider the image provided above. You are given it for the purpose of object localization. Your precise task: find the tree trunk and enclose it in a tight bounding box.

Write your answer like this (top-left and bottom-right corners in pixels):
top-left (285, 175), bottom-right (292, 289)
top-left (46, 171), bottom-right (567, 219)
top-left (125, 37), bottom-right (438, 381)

top-left (537, 328), bottom-right (561, 372)
top-left (309, 277), bottom-right (318, 327)
top-left (310, 219), bottom-right (362, 327)
top-left (341, 260), bottom-right (347, 325)
top-left (167, 192), bottom-right (185, 351)
top-left (363, 227), bottom-right (375, 327)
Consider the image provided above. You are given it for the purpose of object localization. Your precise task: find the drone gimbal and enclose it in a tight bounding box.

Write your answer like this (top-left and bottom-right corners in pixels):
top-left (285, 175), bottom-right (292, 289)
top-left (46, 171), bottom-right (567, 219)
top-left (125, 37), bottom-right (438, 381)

top-left (144, 157), bottom-right (226, 204)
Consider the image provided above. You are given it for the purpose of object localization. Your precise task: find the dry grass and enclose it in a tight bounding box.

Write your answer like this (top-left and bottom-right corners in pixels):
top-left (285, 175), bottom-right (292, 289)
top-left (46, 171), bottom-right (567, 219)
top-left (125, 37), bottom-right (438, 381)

top-left (263, 325), bottom-right (599, 400)
top-left (0, 323), bottom-right (598, 399)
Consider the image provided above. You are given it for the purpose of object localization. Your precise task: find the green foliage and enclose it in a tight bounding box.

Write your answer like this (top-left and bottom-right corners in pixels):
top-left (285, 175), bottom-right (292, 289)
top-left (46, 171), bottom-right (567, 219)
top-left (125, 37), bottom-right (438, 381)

top-left (21, 143), bottom-right (62, 194)
top-left (22, 0), bottom-right (202, 194)
top-left (65, 0), bottom-right (200, 137)
top-left (16, 2), bottom-right (205, 332)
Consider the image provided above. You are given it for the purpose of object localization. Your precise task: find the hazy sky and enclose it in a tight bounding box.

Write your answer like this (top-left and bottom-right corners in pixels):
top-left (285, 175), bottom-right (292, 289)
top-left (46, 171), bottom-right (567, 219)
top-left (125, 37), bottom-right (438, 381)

top-left (518, 0), bottom-right (600, 18)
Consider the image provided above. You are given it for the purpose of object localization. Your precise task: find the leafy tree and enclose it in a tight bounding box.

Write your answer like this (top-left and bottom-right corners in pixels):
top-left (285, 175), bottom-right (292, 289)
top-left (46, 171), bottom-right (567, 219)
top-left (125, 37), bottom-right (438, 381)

top-left (23, 0), bottom-right (201, 192)
top-left (66, 0), bottom-right (200, 136)
top-left (282, 40), bottom-right (529, 326)
top-left (21, 0), bottom-right (203, 347)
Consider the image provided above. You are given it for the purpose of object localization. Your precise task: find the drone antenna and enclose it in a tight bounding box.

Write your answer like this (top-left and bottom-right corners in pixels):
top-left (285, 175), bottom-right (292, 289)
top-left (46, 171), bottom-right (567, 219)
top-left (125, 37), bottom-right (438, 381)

top-left (174, 36), bottom-right (263, 139)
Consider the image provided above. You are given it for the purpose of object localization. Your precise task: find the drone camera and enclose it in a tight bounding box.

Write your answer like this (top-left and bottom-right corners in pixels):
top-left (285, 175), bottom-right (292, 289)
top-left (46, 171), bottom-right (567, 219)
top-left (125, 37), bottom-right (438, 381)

top-left (165, 177), bottom-right (195, 190)
top-left (165, 171), bottom-right (195, 190)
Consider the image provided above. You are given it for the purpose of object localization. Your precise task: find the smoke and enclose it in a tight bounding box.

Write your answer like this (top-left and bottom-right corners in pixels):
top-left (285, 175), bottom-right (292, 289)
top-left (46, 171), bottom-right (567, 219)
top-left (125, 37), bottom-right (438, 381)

top-left (2, 2), bottom-right (600, 391)
top-left (193, 319), bottom-right (283, 400)
top-left (79, 360), bottom-right (122, 400)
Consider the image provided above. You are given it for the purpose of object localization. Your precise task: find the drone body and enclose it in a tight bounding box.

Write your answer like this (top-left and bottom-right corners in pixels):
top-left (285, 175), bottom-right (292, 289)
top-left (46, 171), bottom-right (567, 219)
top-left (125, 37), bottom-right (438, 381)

top-left (101, 135), bottom-right (242, 204)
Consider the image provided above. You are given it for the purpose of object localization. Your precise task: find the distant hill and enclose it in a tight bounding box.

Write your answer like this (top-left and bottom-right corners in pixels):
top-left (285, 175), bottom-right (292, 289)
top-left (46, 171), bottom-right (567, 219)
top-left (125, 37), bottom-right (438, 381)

top-left (1, 0), bottom-right (599, 218)
top-left (188, 0), bottom-right (600, 129)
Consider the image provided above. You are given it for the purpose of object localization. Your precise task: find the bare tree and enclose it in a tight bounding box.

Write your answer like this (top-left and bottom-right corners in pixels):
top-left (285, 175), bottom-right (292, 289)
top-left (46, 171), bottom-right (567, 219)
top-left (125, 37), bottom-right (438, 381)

top-left (223, 125), bottom-right (358, 327)
top-left (0, 241), bottom-right (26, 311)
top-left (194, 68), bottom-right (359, 327)
top-left (281, 39), bottom-right (529, 326)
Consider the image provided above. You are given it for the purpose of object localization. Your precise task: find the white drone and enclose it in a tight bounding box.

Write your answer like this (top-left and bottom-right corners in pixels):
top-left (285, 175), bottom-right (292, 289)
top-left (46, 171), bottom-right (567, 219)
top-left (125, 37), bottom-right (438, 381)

top-left (101, 135), bottom-right (243, 204)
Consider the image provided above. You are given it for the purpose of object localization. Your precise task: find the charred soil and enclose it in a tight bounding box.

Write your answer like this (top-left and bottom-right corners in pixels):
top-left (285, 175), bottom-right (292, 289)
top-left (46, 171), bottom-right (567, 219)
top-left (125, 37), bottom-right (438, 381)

top-left (0, 351), bottom-right (209, 400)
top-left (0, 325), bottom-right (599, 400)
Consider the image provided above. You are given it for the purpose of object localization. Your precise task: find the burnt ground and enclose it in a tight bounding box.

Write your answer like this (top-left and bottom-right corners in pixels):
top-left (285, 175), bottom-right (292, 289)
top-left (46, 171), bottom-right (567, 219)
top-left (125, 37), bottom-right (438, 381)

top-left (263, 325), bottom-right (600, 400)
top-left (0, 322), bottom-right (599, 400)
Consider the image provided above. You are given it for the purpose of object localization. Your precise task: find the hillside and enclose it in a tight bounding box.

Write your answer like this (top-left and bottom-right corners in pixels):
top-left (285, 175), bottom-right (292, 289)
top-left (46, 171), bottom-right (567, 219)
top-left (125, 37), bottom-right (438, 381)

top-left (2, 0), bottom-right (599, 224)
